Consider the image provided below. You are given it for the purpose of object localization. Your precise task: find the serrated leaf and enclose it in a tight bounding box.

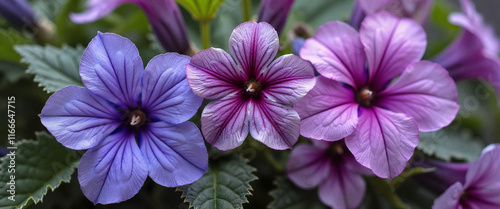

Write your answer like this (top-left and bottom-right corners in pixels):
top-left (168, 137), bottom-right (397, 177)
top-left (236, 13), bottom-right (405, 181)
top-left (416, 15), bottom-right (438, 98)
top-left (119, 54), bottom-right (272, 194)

top-left (418, 128), bottom-right (484, 162)
top-left (15, 44), bottom-right (84, 93)
top-left (0, 132), bottom-right (80, 209)
top-left (178, 155), bottom-right (257, 209)
top-left (268, 177), bottom-right (328, 209)
top-left (176, 0), bottom-right (226, 22)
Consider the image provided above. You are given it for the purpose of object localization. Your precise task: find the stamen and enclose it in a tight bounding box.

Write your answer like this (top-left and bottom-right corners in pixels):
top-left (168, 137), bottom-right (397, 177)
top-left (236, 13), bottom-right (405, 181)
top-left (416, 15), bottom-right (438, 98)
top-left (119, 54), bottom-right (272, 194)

top-left (244, 80), bottom-right (262, 96)
top-left (246, 83), bottom-right (255, 93)
top-left (130, 114), bottom-right (141, 126)
top-left (356, 87), bottom-right (375, 107)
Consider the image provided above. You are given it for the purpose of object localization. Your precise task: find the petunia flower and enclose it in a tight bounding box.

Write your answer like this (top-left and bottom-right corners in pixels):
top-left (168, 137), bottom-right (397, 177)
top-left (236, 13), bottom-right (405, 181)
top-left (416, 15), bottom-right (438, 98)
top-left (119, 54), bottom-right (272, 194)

top-left (40, 32), bottom-right (207, 204)
top-left (350, 0), bottom-right (433, 28)
top-left (186, 21), bottom-right (316, 150)
top-left (295, 12), bottom-right (459, 178)
top-left (257, 0), bottom-right (295, 35)
top-left (432, 144), bottom-right (500, 209)
top-left (287, 140), bottom-right (371, 209)
top-left (71, 0), bottom-right (191, 54)
top-left (432, 0), bottom-right (500, 104)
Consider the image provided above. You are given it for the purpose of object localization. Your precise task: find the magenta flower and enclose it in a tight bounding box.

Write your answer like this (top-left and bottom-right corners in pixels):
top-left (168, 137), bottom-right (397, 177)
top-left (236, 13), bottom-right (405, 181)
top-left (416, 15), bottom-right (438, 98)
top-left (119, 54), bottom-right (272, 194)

top-left (287, 140), bottom-right (371, 209)
top-left (71, 0), bottom-right (190, 54)
top-left (186, 22), bottom-right (316, 150)
top-left (295, 12), bottom-right (459, 178)
top-left (432, 0), bottom-right (500, 104)
top-left (350, 0), bottom-right (433, 28)
top-left (433, 144), bottom-right (500, 209)
top-left (257, 0), bottom-right (295, 35)
top-left (40, 33), bottom-right (207, 204)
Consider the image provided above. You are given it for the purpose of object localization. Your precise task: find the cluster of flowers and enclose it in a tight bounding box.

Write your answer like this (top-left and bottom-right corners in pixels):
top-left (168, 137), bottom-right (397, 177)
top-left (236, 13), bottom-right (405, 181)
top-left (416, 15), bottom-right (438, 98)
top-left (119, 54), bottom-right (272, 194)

top-left (2, 0), bottom-right (498, 208)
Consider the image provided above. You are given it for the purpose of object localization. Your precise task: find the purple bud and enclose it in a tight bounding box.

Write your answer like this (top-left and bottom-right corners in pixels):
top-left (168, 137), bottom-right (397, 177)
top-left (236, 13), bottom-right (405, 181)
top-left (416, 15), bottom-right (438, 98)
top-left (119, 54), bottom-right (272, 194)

top-left (413, 158), bottom-right (471, 194)
top-left (291, 37), bottom-right (305, 55)
top-left (257, 0), bottom-right (294, 35)
top-left (0, 0), bottom-right (37, 31)
top-left (71, 0), bottom-right (191, 54)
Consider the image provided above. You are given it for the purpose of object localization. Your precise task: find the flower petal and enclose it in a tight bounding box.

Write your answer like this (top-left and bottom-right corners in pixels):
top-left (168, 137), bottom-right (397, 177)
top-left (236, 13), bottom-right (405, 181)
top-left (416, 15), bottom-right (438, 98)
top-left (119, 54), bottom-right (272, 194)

top-left (139, 121), bottom-right (208, 187)
top-left (80, 32), bottom-right (143, 109)
top-left (78, 129), bottom-right (148, 204)
top-left (201, 94), bottom-right (250, 150)
top-left (463, 144), bottom-right (500, 206)
top-left (377, 61), bottom-right (459, 132)
top-left (294, 76), bottom-right (359, 141)
top-left (286, 144), bottom-right (331, 189)
top-left (300, 21), bottom-right (367, 88)
top-left (360, 11), bottom-right (426, 90)
top-left (260, 54), bottom-right (316, 104)
top-left (345, 107), bottom-right (419, 179)
top-left (40, 86), bottom-right (122, 150)
top-left (70, 0), bottom-right (132, 23)
top-left (186, 48), bottom-right (243, 99)
top-left (249, 98), bottom-right (300, 150)
top-left (318, 163), bottom-right (366, 209)
top-left (229, 22), bottom-right (279, 78)
top-left (432, 182), bottom-right (463, 209)
top-left (142, 53), bottom-right (202, 124)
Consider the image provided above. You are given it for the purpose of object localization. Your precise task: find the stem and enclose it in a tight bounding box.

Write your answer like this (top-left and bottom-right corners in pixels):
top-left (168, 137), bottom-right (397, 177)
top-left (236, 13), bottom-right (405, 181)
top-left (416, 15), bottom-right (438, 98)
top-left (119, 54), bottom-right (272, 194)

top-left (200, 21), bottom-right (210, 49)
top-left (242, 0), bottom-right (251, 21)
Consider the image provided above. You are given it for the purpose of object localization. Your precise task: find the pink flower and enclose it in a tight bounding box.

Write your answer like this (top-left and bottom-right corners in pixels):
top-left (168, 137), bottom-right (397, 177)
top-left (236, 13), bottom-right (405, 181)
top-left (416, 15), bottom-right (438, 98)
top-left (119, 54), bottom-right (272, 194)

top-left (295, 12), bottom-right (459, 178)
top-left (186, 22), bottom-right (315, 150)
top-left (433, 144), bottom-right (500, 209)
top-left (287, 140), bottom-right (371, 209)
top-left (433, 0), bottom-right (500, 104)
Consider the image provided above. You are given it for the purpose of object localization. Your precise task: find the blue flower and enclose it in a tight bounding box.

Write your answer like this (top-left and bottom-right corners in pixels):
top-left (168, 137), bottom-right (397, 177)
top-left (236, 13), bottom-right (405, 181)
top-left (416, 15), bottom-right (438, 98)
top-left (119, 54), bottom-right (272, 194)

top-left (40, 32), bottom-right (207, 204)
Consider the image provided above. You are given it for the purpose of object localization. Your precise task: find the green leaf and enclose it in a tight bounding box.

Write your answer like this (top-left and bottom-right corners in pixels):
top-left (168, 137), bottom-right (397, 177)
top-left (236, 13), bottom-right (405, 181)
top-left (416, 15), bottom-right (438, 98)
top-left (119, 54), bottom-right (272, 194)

top-left (0, 132), bottom-right (80, 209)
top-left (178, 155), bottom-right (257, 209)
top-left (268, 177), bottom-right (328, 209)
top-left (0, 29), bottom-right (31, 63)
top-left (176, 0), bottom-right (226, 22)
top-left (15, 44), bottom-right (84, 93)
top-left (418, 128), bottom-right (484, 162)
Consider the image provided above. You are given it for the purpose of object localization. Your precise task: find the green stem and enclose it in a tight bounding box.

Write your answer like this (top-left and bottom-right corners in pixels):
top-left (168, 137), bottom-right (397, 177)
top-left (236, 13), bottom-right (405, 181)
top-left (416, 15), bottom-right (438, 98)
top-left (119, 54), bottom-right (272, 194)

top-left (242, 0), bottom-right (251, 21)
top-left (200, 21), bottom-right (210, 49)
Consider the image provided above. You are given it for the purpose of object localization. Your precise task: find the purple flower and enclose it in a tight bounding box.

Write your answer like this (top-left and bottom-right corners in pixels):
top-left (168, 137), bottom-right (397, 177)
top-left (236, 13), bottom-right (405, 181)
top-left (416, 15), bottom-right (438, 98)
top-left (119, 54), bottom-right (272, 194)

top-left (350, 0), bottom-right (433, 28)
top-left (287, 140), bottom-right (371, 209)
top-left (257, 0), bottom-right (295, 35)
top-left (40, 32), bottom-right (207, 204)
top-left (295, 12), bottom-right (459, 178)
top-left (186, 22), bottom-right (316, 150)
top-left (413, 158), bottom-right (471, 194)
top-left (0, 0), bottom-right (37, 31)
top-left (71, 0), bottom-right (191, 54)
top-left (432, 0), bottom-right (500, 104)
top-left (433, 144), bottom-right (500, 209)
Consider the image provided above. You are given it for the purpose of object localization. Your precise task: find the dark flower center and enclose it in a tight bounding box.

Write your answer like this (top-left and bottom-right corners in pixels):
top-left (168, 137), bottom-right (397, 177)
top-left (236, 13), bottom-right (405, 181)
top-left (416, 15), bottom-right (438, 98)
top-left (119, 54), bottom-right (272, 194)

top-left (327, 141), bottom-right (347, 163)
top-left (356, 87), bottom-right (375, 107)
top-left (244, 80), bottom-right (262, 96)
top-left (127, 109), bottom-right (147, 128)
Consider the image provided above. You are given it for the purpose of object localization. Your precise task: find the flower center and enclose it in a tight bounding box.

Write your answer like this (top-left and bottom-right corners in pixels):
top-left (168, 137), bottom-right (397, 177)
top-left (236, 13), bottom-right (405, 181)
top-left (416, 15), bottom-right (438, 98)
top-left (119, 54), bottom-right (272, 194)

top-left (128, 109), bottom-right (147, 128)
top-left (244, 80), bottom-right (262, 96)
top-left (356, 87), bottom-right (375, 107)
top-left (328, 141), bottom-right (347, 163)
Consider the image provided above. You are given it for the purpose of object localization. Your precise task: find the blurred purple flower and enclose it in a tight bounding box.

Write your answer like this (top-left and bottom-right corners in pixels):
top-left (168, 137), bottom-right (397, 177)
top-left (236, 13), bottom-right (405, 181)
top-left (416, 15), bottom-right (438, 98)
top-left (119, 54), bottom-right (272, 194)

top-left (0, 0), bottom-right (37, 31)
top-left (350, 0), bottom-right (433, 28)
top-left (287, 140), bottom-right (371, 209)
top-left (413, 158), bottom-right (471, 194)
top-left (433, 0), bottom-right (500, 104)
top-left (71, 0), bottom-right (191, 54)
top-left (433, 144), bottom-right (500, 209)
top-left (186, 22), bottom-right (315, 150)
top-left (40, 32), bottom-right (207, 204)
top-left (257, 0), bottom-right (294, 35)
top-left (296, 12), bottom-right (459, 178)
